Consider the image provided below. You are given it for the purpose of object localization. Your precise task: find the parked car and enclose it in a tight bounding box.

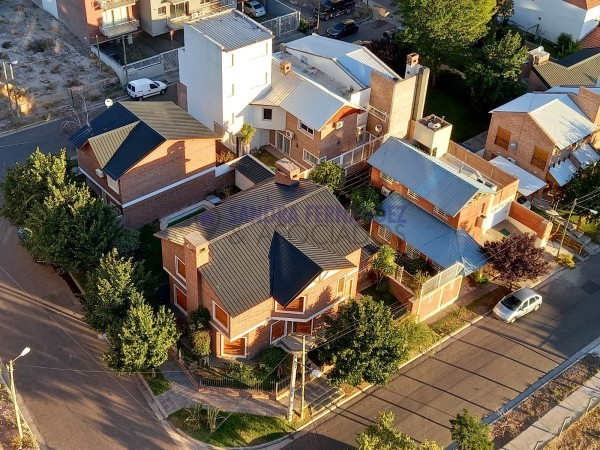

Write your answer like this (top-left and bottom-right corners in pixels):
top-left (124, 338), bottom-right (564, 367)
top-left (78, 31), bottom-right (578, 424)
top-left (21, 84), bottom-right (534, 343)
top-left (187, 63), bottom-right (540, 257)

top-left (314, 0), bottom-right (355, 21)
top-left (383, 24), bottom-right (405, 40)
top-left (493, 287), bottom-right (542, 323)
top-left (126, 78), bottom-right (167, 101)
top-left (243, 0), bottom-right (266, 18)
top-left (327, 19), bottom-right (359, 39)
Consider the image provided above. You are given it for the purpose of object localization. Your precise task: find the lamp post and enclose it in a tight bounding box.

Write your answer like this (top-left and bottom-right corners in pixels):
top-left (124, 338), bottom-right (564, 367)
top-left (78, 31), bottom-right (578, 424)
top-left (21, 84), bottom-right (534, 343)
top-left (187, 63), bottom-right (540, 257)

top-left (7, 347), bottom-right (31, 443)
top-left (557, 199), bottom-right (598, 259)
top-left (2, 60), bottom-right (19, 117)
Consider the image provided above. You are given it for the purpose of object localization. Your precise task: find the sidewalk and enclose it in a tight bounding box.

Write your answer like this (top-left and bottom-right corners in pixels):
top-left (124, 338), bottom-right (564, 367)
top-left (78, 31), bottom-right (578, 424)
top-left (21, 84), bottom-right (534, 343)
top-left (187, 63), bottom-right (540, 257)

top-left (501, 343), bottom-right (600, 450)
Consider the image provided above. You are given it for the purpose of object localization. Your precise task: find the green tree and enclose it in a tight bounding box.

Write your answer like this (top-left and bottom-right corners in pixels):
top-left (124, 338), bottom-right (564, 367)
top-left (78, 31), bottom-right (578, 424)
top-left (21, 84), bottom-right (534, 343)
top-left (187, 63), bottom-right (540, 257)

top-left (483, 233), bottom-right (550, 288)
top-left (350, 186), bottom-right (382, 224)
top-left (82, 249), bottom-right (150, 332)
top-left (357, 411), bottom-right (442, 450)
top-left (371, 244), bottom-right (396, 288)
top-left (556, 33), bottom-right (583, 58)
top-left (395, 0), bottom-right (496, 79)
top-left (494, 0), bottom-right (513, 24)
top-left (319, 296), bottom-right (409, 386)
top-left (190, 329), bottom-right (211, 357)
top-left (308, 161), bottom-right (345, 194)
top-left (450, 409), bottom-right (493, 450)
top-left (105, 297), bottom-right (179, 374)
top-left (564, 164), bottom-right (600, 223)
top-left (0, 148), bottom-right (70, 227)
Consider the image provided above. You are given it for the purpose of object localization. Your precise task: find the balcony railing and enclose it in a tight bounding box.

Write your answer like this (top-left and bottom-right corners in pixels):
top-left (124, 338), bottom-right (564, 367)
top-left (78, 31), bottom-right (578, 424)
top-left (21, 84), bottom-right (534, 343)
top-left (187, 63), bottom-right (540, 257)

top-left (98, 0), bottom-right (136, 10)
top-left (99, 18), bottom-right (140, 37)
top-left (166, 0), bottom-right (237, 29)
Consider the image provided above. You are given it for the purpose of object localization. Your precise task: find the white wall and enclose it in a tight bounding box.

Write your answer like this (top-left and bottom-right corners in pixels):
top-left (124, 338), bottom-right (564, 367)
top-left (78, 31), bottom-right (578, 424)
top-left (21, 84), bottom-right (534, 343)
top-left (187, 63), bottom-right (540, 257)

top-left (350, 87), bottom-right (371, 109)
top-left (512, 0), bottom-right (592, 43)
top-left (41, 0), bottom-right (59, 19)
top-left (582, 7), bottom-right (600, 40)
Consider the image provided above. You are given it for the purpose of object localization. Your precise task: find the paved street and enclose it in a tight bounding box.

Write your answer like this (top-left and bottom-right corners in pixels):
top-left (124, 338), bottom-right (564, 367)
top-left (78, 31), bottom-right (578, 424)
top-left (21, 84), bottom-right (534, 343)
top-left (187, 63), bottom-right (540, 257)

top-left (285, 255), bottom-right (600, 449)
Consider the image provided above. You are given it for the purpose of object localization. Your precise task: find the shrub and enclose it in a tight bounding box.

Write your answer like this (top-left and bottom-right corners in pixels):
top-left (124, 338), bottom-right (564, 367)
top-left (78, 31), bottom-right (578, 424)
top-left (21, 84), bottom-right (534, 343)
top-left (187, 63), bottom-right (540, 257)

top-left (66, 78), bottom-right (83, 88)
top-left (1, 41), bottom-right (12, 49)
top-left (471, 268), bottom-right (489, 285)
top-left (188, 307), bottom-right (210, 332)
top-left (435, 70), bottom-right (469, 96)
top-left (50, 63), bottom-right (61, 74)
top-left (557, 253), bottom-right (575, 269)
top-left (226, 361), bottom-right (257, 385)
top-left (257, 347), bottom-right (288, 374)
top-left (205, 406), bottom-right (221, 432)
top-left (27, 38), bottom-right (53, 53)
top-left (216, 149), bottom-right (236, 165)
top-left (191, 329), bottom-right (211, 357)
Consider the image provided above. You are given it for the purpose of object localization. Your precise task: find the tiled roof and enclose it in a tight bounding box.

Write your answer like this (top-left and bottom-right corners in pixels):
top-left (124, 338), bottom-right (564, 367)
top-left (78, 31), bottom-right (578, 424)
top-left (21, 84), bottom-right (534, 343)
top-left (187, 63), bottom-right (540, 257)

top-left (156, 180), bottom-right (374, 317)
top-left (562, 0), bottom-right (600, 10)
top-left (375, 194), bottom-right (486, 275)
top-left (489, 156), bottom-right (547, 197)
top-left (187, 9), bottom-right (272, 52)
top-left (367, 138), bottom-right (495, 217)
top-left (532, 49), bottom-right (600, 87)
top-left (231, 154), bottom-right (274, 184)
top-left (582, 27), bottom-right (600, 48)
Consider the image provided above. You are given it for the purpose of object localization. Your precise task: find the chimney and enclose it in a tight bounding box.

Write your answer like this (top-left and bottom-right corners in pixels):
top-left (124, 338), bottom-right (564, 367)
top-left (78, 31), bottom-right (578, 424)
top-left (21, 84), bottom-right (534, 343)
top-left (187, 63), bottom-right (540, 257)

top-left (572, 86), bottom-right (600, 125)
top-left (184, 231), bottom-right (210, 268)
top-left (275, 158), bottom-right (300, 187)
top-left (530, 47), bottom-right (550, 65)
top-left (405, 53), bottom-right (422, 79)
top-left (280, 60), bottom-right (291, 75)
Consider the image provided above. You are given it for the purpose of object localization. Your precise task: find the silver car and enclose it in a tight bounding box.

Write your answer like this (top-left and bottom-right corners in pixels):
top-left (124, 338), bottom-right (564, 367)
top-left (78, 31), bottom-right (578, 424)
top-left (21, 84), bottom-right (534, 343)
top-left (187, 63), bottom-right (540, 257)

top-left (493, 287), bottom-right (542, 323)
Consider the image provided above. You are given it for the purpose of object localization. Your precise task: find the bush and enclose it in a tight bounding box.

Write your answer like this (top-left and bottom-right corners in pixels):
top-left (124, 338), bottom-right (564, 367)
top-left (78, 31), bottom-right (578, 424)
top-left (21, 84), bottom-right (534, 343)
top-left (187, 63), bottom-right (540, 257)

top-left (27, 38), bottom-right (53, 53)
top-left (557, 253), bottom-right (575, 269)
top-left (188, 307), bottom-right (210, 332)
top-left (471, 268), bottom-right (489, 285)
top-left (257, 347), bottom-right (288, 374)
top-left (191, 329), bottom-right (211, 357)
top-left (226, 361), bottom-right (257, 385)
top-left (435, 70), bottom-right (469, 96)
top-left (1, 41), bottom-right (12, 49)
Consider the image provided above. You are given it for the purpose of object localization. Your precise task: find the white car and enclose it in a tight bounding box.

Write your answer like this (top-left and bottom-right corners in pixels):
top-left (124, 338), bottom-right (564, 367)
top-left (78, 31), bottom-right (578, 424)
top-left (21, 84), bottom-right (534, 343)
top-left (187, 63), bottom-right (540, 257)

top-left (244, 0), bottom-right (266, 18)
top-left (493, 287), bottom-right (542, 323)
top-left (126, 78), bottom-right (167, 101)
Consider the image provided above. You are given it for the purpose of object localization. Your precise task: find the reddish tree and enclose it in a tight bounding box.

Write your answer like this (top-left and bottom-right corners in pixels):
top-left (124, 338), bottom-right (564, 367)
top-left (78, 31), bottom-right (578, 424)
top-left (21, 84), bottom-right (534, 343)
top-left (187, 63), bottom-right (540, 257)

top-left (483, 233), bottom-right (550, 288)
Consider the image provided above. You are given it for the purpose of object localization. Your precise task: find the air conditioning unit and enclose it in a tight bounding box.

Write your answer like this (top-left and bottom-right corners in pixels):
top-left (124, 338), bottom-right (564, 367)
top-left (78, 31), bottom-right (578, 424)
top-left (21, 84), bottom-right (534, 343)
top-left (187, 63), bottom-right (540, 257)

top-left (95, 168), bottom-right (105, 178)
top-left (381, 185), bottom-right (391, 197)
top-left (285, 129), bottom-right (294, 139)
top-left (509, 140), bottom-right (518, 151)
top-left (335, 121), bottom-right (344, 130)
top-left (507, 156), bottom-right (517, 164)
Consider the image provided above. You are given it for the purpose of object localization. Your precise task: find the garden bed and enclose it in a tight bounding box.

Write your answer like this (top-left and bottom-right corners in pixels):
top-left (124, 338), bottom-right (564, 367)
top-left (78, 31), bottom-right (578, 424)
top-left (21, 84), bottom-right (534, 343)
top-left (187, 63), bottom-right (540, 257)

top-left (0, 380), bottom-right (38, 449)
top-left (142, 371), bottom-right (171, 396)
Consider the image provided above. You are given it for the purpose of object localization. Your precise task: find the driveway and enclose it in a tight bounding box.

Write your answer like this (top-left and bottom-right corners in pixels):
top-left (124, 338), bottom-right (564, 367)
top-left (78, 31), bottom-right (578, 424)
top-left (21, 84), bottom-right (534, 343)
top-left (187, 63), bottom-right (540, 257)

top-left (285, 255), bottom-right (600, 448)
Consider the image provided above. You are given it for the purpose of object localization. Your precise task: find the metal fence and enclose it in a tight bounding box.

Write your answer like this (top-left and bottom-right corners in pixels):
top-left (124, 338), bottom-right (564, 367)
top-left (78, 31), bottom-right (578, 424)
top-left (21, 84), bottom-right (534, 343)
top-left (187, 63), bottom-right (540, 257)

top-left (390, 261), bottom-right (464, 298)
top-left (194, 373), bottom-right (291, 395)
top-left (261, 11), bottom-right (301, 37)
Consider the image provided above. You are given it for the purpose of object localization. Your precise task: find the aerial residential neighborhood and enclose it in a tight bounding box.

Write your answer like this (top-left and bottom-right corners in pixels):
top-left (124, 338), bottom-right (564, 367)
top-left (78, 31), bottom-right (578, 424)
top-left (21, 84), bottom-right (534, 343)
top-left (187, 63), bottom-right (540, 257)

top-left (1, 0), bottom-right (600, 449)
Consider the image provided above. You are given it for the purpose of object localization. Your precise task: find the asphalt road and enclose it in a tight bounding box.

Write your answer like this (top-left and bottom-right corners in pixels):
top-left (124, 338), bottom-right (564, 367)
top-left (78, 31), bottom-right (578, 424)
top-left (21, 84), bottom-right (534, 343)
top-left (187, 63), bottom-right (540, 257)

top-left (285, 254), bottom-right (600, 449)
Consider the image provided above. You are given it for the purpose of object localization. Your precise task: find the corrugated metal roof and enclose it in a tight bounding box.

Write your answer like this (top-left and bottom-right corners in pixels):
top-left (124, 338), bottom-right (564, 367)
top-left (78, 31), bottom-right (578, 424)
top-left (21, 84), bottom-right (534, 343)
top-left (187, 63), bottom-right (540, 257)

top-left (187, 9), bottom-right (272, 52)
top-left (375, 194), bottom-right (486, 275)
top-left (489, 156), bottom-right (547, 197)
top-left (532, 49), bottom-right (600, 87)
top-left (367, 138), bottom-right (495, 217)
top-left (88, 122), bottom-right (138, 168)
top-left (549, 158), bottom-right (578, 186)
top-left (156, 180), bottom-right (374, 316)
top-left (572, 144), bottom-right (600, 167)
top-left (231, 154), bottom-right (274, 184)
top-left (491, 93), bottom-right (598, 148)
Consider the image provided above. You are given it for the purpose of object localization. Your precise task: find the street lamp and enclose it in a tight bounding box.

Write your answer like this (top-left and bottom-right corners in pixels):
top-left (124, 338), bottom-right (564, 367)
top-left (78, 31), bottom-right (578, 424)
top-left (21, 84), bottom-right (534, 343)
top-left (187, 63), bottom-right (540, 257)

top-left (557, 199), bottom-right (598, 259)
top-left (7, 347), bottom-right (31, 443)
top-left (2, 60), bottom-right (19, 118)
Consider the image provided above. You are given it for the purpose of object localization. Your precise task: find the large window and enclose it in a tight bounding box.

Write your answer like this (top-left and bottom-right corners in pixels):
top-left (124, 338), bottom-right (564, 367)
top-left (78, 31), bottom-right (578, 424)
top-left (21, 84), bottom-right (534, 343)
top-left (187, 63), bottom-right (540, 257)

top-left (293, 321), bottom-right (312, 334)
top-left (298, 121), bottom-right (315, 138)
top-left (303, 149), bottom-right (325, 167)
top-left (175, 256), bottom-right (186, 280)
top-left (531, 146), bottom-right (548, 170)
top-left (275, 131), bottom-right (291, 155)
top-left (213, 303), bottom-right (229, 329)
top-left (494, 127), bottom-right (511, 150)
top-left (277, 296), bottom-right (305, 312)
top-left (174, 285), bottom-right (187, 312)
top-left (378, 225), bottom-right (392, 242)
top-left (270, 321), bottom-right (285, 342)
top-left (223, 337), bottom-right (246, 357)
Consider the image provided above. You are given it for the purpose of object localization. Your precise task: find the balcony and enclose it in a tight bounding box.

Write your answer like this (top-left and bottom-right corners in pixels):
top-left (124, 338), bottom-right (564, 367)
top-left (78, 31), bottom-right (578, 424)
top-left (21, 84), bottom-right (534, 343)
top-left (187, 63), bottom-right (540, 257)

top-left (97, 0), bottom-right (136, 10)
top-left (99, 18), bottom-right (140, 38)
top-left (166, 0), bottom-right (237, 29)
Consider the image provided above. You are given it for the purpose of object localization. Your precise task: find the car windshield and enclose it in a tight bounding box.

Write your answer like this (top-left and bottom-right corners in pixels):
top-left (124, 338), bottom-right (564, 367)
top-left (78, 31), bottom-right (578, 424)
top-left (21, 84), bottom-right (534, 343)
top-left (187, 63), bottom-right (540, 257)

top-left (321, 0), bottom-right (333, 7)
top-left (501, 295), bottom-right (522, 311)
top-left (331, 23), bottom-right (344, 30)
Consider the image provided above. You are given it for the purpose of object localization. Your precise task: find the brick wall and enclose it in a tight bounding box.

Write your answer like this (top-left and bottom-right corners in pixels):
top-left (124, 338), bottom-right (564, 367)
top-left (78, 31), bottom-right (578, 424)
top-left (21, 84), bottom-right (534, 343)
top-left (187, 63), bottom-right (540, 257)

top-left (411, 275), bottom-right (462, 321)
top-left (369, 71), bottom-right (415, 138)
top-left (528, 70), bottom-right (550, 92)
top-left (508, 201), bottom-right (552, 245)
top-left (571, 87), bottom-right (600, 125)
top-left (77, 144), bottom-right (122, 204)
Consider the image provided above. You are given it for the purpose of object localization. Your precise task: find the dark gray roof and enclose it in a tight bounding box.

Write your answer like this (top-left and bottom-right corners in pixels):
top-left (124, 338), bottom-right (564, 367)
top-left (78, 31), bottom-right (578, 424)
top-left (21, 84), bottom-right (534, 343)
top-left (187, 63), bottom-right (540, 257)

top-left (232, 155), bottom-right (274, 184)
top-left (156, 180), bottom-right (373, 317)
top-left (68, 101), bottom-right (217, 179)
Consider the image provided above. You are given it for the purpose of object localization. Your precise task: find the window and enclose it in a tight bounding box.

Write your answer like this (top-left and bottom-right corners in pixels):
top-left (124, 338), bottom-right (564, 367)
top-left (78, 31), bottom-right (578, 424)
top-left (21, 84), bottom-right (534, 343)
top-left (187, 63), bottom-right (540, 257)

top-left (277, 296), bottom-right (304, 312)
top-left (263, 108), bottom-right (272, 121)
top-left (494, 127), bottom-right (511, 150)
top-left (380, 172), bottom-right (394, 185)
top-left (303, 149), bottom-right (325, 167)
top-left (433, 206), bottom-right (449, 220)
top-left (378, 225), bottom-right (392, 242)
top-left (367, 105), bottom-right (387, 122)
top-left (298, 121), bottom-right (315, 138)
top-left (157, 6), bottom-right (166, 15)
top-left (175, 256), bottom-right (186, 279)
top-left (293, 321), bottom-right (312, 334)
top-left (230, 84), bottom-right (235, 96)
top-left (223, 337), bottom-right (246, 357)
top-left (230, 54), bottom-right (234, 66)
top-left (405, 243), bottom-right (419, 259)
top-left (271, 321), bottom-right (285, 342)
top-left (300, 55), bottom-right (308, 64)
top-left (214, 303), bottom-right (229, 329)
top-left (107, 176), bottom-right (119, 194)
top-left (345, 278), bottom-right (354, 297)
top-left (531, 146), bottom-right (548, 170)
top-left (275, 131), bottom-right (291, 155)
top-left (407, 189), bottom-right (420, 201)
top-left (337, 276), bottom-right (345, 297)
top-left (174, 285), bottom-right (187, 312)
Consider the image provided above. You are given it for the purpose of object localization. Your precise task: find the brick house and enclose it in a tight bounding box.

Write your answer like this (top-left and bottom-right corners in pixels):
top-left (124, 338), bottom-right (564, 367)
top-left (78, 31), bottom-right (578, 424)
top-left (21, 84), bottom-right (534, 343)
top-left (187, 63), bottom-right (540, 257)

top-left (155, 159), bottom-right (374, 358)
top-left (70, 101), bottom-right (233, 228)
top-left (484, 87), bottom-right (600, 190)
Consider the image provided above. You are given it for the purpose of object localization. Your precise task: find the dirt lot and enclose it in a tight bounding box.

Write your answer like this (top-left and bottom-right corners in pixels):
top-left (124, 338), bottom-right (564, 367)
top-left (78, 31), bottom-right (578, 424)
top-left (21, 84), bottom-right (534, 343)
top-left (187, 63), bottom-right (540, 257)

top-left (0, 0), bottom-right (109, 132)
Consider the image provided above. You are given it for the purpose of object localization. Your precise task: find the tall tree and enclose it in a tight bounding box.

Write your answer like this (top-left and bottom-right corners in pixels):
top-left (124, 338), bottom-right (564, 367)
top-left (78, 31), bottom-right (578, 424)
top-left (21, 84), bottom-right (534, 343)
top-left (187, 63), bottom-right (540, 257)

top-left (105, 296), bottom-right (179, 374)
top-left (308, 161), bottom-right (345, 194)
top-left (319, 296), bottom-right (409, 386)
top-left (350, 186), bottom-right (383, 224)
top-left (450, 410), bottom-right (493, 450)
top-left (483, 233), bottom-right (550, 288)
top-left (394, 0), bottom-right (496, 79)
top-left (494, 0), bottom-right (514, 24)
top-left (564, 165), bottom-right (600, 223)
top-left (0, 148), bottom-right (70, 227)
top-left (371, 244), bottom-right (396, 289)
top-left (357, 412), bottom-right (442, 450)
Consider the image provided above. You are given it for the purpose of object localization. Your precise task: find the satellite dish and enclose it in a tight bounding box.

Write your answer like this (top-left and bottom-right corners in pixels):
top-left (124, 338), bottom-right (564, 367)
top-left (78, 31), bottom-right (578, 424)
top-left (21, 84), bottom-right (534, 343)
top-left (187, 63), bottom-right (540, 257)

top-left (105, 98), bottom-right (113, 108)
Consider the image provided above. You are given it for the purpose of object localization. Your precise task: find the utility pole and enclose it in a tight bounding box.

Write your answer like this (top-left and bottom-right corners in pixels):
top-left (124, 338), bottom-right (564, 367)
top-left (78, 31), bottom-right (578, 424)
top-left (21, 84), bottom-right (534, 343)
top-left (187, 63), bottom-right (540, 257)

top-left (121, 35), bottom-right (129, 86)
top-left (287, 354), bottom-right (298, 422)
top-left (557, 198), bottom-right (576, 259)
top-left (9, 62), bottom-right (19, 118)
top-left (300, 335), bottom-right (306, 419)
top-left (8, 360), bottom-right (24, 441)
top-left (2, 61), bottom-right (13, 116)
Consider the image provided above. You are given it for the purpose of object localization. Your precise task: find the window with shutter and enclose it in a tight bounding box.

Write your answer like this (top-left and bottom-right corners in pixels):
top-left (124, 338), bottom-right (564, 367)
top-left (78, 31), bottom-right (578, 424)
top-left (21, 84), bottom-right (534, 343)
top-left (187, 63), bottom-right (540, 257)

top-left (531, 147), bottom-right (548, 170)
top-left (494, 127), bottom-right (511, 149)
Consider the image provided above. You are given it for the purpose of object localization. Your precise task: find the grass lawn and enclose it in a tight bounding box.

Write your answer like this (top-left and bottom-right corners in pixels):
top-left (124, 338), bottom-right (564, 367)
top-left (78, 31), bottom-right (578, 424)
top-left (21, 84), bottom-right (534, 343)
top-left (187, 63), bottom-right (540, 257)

top-left (170, 408), bottom-right (296, 447)
top-left (252, 148), bottom-right (278, 170)
top-left (424, 88), bottom-right (489, 142)
top-left (361, 285), bottom-right (398, 307)
top-left (138, 223), bottom-right (164, 276)
top-left (142, 371), bottom-right (171, 396)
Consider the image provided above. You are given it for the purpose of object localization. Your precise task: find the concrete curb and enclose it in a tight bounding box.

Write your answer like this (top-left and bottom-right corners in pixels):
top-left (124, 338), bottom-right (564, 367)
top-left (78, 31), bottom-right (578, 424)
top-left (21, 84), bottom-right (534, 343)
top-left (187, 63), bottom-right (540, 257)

top-left (135, 373), bottom-right (169, 420)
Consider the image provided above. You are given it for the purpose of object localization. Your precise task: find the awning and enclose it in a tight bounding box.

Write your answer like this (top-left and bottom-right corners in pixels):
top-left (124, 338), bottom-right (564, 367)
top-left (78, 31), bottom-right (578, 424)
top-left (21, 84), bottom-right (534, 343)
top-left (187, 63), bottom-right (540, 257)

top-left (548, 158), bottom-right (578, 186)
top-left (572, 144), bottom-right (600, 168)
top-left (489, 156), bottom-right (547, 197)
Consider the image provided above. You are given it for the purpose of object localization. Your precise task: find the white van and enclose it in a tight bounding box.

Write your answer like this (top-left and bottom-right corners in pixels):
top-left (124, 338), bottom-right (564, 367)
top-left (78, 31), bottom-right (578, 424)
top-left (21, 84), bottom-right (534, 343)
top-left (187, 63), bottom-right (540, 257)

top-left (126, 78), bottom-right (168, 101)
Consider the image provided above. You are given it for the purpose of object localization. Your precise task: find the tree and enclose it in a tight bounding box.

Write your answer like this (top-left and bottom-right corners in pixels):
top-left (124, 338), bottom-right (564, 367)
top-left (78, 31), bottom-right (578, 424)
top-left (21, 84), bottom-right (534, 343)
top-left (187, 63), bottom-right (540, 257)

top-left (319, 296), bottom-right (409, 386)
top-left (450, 409), bottom-right (493, 450)
top-left (308, 161), bottom-right (345, 194)
top-left (395, 0), bottom-right (496, 79)
top-left (0, 148), bottom-right (70, 227)
top-left (357, 412), bottom-right (442, 450)
top-left (564, 164), bottom-right (600, 223)
top-left (494, 0), bottom-right (513, 25)
top-left (350, 186), bottom-right (382, 224)
top-left (105, 297), bottom-right (179, 374)
top-left (556, 33), bottom-right (583, 58)
top-left (23, 182), bottom-right (135, 273)
top-left (371, 244), bottom-right (396, 288)
top-left (483, 233), bottom-right (550, 288)
top-left (82, 249), bottom-right (150, 332)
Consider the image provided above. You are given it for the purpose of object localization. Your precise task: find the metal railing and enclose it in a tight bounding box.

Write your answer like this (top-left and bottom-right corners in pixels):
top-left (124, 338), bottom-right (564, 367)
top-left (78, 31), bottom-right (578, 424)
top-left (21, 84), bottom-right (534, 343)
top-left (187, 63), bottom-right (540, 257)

top-left (260, 11), bottom-right (301, 37)
top-left (327, 132), bottom-right (382, 170)
top-left (390, 262), bottom-right (464, 299)
top-left (99, 18), bottom-right (140, 38)
top-left (98, 0), bottom-right (136, 10)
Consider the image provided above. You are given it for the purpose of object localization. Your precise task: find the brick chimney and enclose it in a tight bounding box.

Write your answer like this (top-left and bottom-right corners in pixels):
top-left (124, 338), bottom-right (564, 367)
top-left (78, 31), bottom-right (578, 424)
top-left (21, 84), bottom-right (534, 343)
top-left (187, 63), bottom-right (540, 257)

top-left (405, 53), bottom-right (421, 78)
top-left (280, 60), bottom-right (291, 75)
top-left (572, 87), bottom-right (600, 125)
top-left (182, 231), bottom-right (210, 312)
top-left (275, 158), bottom-right (300, 186)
